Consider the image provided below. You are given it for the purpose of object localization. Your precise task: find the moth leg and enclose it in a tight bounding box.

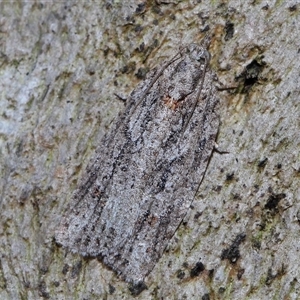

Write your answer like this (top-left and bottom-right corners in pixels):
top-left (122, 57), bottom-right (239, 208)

top-left (214, 142), bottom-right (230, 154)
top-left (214, 73), bottom-right (238, 91)
top-left (114, 93), bottom-right (127, 103)
top-left (217, 85), bottom-right (238, 91)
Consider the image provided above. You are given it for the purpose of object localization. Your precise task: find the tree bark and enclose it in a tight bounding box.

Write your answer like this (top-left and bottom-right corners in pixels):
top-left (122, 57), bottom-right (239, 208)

top-left (0, 1), bottom-right (299, 299)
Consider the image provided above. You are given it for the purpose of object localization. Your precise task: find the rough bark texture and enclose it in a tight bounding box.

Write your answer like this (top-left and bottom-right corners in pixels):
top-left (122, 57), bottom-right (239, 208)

top-left (0, 1), bottom-right (299, 299)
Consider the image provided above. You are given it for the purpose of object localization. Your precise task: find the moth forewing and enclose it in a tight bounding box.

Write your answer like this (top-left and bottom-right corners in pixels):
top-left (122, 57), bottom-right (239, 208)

top-left (56, 36), bottom-right (220, 287)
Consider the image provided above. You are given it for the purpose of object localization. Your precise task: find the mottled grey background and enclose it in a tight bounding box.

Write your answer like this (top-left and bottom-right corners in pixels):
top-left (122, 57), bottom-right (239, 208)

top-left (0, 1), bottom-right (299, 299)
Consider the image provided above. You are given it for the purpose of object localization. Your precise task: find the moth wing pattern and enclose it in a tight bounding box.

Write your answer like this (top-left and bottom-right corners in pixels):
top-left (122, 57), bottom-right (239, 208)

top-left (56, 36), bottom-right (220, 284)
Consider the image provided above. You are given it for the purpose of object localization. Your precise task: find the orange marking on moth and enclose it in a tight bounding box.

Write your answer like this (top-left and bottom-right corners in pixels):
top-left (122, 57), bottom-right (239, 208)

top-left (163, 95), bottom-right (181, 110)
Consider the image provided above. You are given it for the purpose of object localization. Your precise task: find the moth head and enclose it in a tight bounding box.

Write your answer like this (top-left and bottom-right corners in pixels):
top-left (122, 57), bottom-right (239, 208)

top-left (187, 43), bottom-right (211, 63)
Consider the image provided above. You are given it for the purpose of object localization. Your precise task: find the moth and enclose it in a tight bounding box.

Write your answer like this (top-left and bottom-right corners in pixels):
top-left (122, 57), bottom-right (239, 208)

top-left (56, 35), bottom-right (220, 288)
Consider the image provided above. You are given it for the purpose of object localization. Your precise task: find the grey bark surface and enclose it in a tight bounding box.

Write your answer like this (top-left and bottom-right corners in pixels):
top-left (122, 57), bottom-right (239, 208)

top-left (0, 1), bottom-right (299, 299)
